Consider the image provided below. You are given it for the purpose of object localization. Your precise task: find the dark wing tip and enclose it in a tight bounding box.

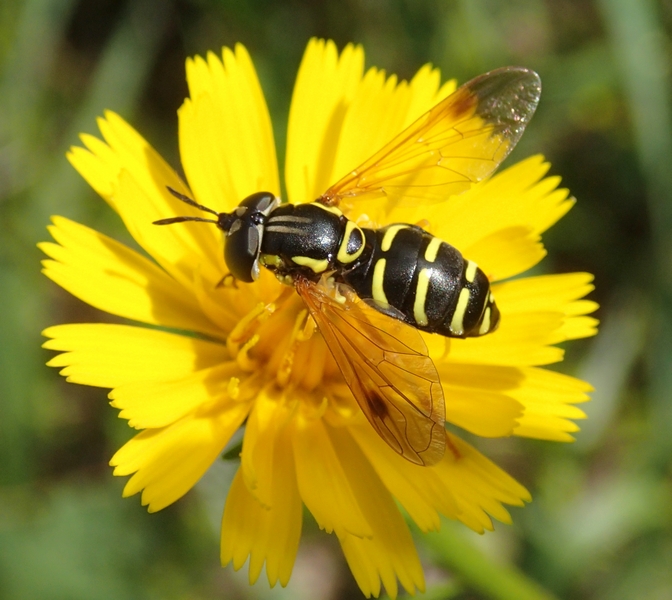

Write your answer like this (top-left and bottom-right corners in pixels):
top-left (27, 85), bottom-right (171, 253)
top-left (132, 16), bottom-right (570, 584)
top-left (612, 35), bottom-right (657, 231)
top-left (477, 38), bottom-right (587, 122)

top-left (466, 66), bottom-right (542, 136)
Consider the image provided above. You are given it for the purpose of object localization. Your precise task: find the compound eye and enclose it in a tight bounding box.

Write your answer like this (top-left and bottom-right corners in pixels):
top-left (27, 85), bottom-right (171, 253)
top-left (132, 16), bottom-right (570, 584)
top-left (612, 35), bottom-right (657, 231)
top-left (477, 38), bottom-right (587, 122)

top-left (225, 219), bottom-right (261, 282)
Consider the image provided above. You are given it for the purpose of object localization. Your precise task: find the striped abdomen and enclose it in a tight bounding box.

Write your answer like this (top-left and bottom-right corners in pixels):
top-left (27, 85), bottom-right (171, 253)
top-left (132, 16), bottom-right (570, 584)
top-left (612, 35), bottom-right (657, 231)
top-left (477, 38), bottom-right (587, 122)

top-left (341, 223), bottom-right (500, 338)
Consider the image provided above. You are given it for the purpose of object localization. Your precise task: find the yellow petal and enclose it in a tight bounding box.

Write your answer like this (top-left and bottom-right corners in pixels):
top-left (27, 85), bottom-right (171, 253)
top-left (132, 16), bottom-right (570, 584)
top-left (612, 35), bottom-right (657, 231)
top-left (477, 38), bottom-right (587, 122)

top-left (113, 169), bottom-right (224, 287)
top-left (292, 410), bottom-right (372, 538)
top-left (552, 315), bottom-right (599, 342)
top-left (494, 272), bottom-right (596, 314)
top-left (286, 41), bottom-right (456, 225)
top-left (68, 134), bottom-right (118, 198)
top-left (69, 112), bottom-right (224, 288)
top-left (111, 401), bottom-right (250, 511)
top-left (330, 64), bottom-right (455, 200)
top-left (285, 38), bottom-right (364, 203)
top-left (40, 217), bottom-right (221, 337)
top-left (221, 427), bottom-right (302, 587)
top-left (448, 272), bottom-right (598, 367)
top-left (442, 386), bottom-right (523, 437)
top-left (464, 226), bottom-right (547, 281)
top-left (430, 155), bottom-right (573, 252)
top-left (495, 272), bottom-right (599, 344)
top-left (349, 423), bottom-right (455, 533)
top-left (239, 391), bottom-right (291, 509)
top-left (511, 367), bottom-right (591, 441)
top-left (436, 433), bottom-right (531, 533)
top-left (437, 362), bottom-right (591, 441)
top-left (404, 65), bottom-right (456, 130)
top-left (448, 313), bottom-right (565, 366)
top-left (350, 422), bottom-right (529, 534)
top-left (180, 45), bottom-right (279, 213)
top-left (110, 362), bottom-right (242, 428)
top-left (331, 68), bottom-right (408, 186)
top-left (329, 425), bottom-right (425, 599)
top-left (42, 323), bottom-right (228, 388)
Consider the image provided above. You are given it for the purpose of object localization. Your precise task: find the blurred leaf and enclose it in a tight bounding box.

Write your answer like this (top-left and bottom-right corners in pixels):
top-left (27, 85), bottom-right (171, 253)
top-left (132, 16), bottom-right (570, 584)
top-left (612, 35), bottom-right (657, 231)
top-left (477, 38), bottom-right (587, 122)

top-left (598, 0), bottom-right (672, 470)
top-left (575, 290), bottom-right (648, 451)
top-left (0, 484), bottom-right (147, 600)
top-left (419, 519), bottom-right (559, 600)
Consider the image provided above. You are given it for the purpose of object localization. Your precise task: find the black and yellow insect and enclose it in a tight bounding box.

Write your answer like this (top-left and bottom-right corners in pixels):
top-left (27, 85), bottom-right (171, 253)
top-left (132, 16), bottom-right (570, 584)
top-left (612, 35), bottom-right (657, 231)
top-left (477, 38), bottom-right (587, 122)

top-left (155, 66), bottom-right (542, 466)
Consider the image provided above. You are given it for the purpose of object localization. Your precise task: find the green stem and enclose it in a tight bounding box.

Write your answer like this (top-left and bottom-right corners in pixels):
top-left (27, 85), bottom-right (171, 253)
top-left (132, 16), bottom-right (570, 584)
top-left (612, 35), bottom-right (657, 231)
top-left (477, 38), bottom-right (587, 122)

top-left (419, 521), bottom-right (559, 600)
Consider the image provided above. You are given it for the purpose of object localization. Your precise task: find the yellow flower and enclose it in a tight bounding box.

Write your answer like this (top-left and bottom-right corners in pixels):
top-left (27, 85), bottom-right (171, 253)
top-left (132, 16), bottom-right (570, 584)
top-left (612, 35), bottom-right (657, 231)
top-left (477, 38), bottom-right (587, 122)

top-left (41, 39), bottom-right (597, 598)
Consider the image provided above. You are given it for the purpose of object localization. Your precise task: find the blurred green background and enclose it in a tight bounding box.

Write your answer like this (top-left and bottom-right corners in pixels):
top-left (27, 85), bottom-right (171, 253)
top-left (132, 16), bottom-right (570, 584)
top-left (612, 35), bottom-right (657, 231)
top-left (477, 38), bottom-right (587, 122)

top-left (1, 0), bottom-right (671, 599)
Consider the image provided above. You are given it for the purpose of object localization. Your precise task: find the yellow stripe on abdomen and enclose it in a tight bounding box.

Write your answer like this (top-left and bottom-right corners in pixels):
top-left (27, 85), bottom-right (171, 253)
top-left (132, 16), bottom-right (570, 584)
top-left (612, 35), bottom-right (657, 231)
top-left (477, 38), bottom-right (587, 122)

top-left (413, 268), bottom-right (431, 326)
top-left (372, 259), bottom-right (389, 306)
top-left (450, 288), bottom-right (471, 336)
top-left (424, 237), bottom-right (442, 263)
top-left (465, 260), bottom-right (478, 283)
top-left (381, 225), bottom-right (407, 252)
top-left (479, 307), bottom-right (491, 335)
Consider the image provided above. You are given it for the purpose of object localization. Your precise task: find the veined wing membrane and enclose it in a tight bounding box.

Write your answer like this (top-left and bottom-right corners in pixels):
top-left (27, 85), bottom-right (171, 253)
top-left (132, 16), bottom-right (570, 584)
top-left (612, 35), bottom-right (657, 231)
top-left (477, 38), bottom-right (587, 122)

top-left (296, 277), bottom-right (446, 466)
top-left (320, 67), bottom-right (541, 208)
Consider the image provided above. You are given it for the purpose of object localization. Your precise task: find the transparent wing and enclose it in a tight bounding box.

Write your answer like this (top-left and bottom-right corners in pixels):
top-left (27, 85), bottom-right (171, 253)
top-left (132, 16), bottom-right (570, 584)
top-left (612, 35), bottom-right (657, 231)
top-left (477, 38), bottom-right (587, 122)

top-left (320, 67), bottom-right (541, 211)
top-left (295, 277), bottom-right (446, 466)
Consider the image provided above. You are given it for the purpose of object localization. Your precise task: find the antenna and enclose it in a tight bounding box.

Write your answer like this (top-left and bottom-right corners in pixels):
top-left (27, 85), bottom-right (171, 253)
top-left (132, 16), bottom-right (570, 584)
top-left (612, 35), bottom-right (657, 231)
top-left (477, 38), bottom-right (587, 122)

top-left (153, 187), bottom-right (222, 226)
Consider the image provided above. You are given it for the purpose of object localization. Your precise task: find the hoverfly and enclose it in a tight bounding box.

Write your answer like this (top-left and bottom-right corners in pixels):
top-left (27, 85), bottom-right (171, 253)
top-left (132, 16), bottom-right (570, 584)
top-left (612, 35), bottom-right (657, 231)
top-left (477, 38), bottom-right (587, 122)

top-left (155, 67), bottom-right (542, 466)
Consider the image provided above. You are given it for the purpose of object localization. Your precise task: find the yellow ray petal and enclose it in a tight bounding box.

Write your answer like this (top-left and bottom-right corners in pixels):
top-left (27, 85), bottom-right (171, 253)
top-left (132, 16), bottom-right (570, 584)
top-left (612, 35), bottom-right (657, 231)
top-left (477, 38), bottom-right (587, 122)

top-left (291, 409), bottom-right (372, 538)
top-left (448, 272), bottom-right (598, 367)
top-left (110, 362), bottom-right (243, 429)
top-left (239, 391), bottom-right (292, 510)
top-left (464, 226), bottom-right (546, 281)
top-left (180, 44), bottom-right (279, 213)
top-left (348, 424), bottom-right (458, 531)
top-left (511, 368), bottom-right (591, 441)
top-left (69, 112), bottom-right (224, 288)
top-left (111, 401), bottom-right (250, 512)
top-left (552, 315), bottom-right (599, 342)
top-left (429, 155), bottom-right (573, 252)
top-left (495, 272), bottom-right (599, 344)
top-left (448, 313), bottom-right (565, 366)
top-left (404, 65), bottom-right (456, 130)
top-left (329, 426), bottom-right (425, 599)
top-left (332, 68), bottom-right (406, 183)
top-left (339, 70), bottom-right (461, 226)
top-left (113, 169), bottom-right (225, 287)
top-left (68, 134), bottom-right (118, 198)
top-left (350, 422), bottom-right (529, 534)
top-left (437, 363), bottom-right (591, 441)
top-left (42, 323), bottom-right (228, 388)
top-left (40, 217), bottom-right (221, 337)
top-left (221, 427), bottom-right (302, 587)
top-left (436, 433), bottom-right (531, 533)
top-left (329, 64), bottom-right (456, 201)
top-left (493, 272), bottom-right (596, 314)
top-left (442, 387), bottom-right (523, 437)
top-left (348, 422), bottom-right (455, 533)
top-left (285, 38), bottom-right (364, 203)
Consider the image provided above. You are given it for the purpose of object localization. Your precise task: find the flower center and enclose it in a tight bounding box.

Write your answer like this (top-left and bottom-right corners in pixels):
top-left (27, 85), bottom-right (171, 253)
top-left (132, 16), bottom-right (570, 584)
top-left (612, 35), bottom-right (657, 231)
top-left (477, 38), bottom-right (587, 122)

top-left (226, 289), bottom-right (335, 395)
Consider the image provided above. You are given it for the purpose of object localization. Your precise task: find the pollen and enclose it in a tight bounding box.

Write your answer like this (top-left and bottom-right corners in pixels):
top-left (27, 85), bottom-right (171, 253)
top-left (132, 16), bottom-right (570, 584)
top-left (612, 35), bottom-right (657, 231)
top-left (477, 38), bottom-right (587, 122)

top-left (227, 376), bottom-right (241, 399)
top-left (233, 294), bottom-right (332, 394)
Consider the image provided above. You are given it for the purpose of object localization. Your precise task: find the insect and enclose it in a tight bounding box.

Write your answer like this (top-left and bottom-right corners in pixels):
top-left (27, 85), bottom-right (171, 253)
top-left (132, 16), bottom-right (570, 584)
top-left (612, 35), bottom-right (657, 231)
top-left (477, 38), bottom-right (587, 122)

top-left (155, 66), bottom-right (542, 466)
